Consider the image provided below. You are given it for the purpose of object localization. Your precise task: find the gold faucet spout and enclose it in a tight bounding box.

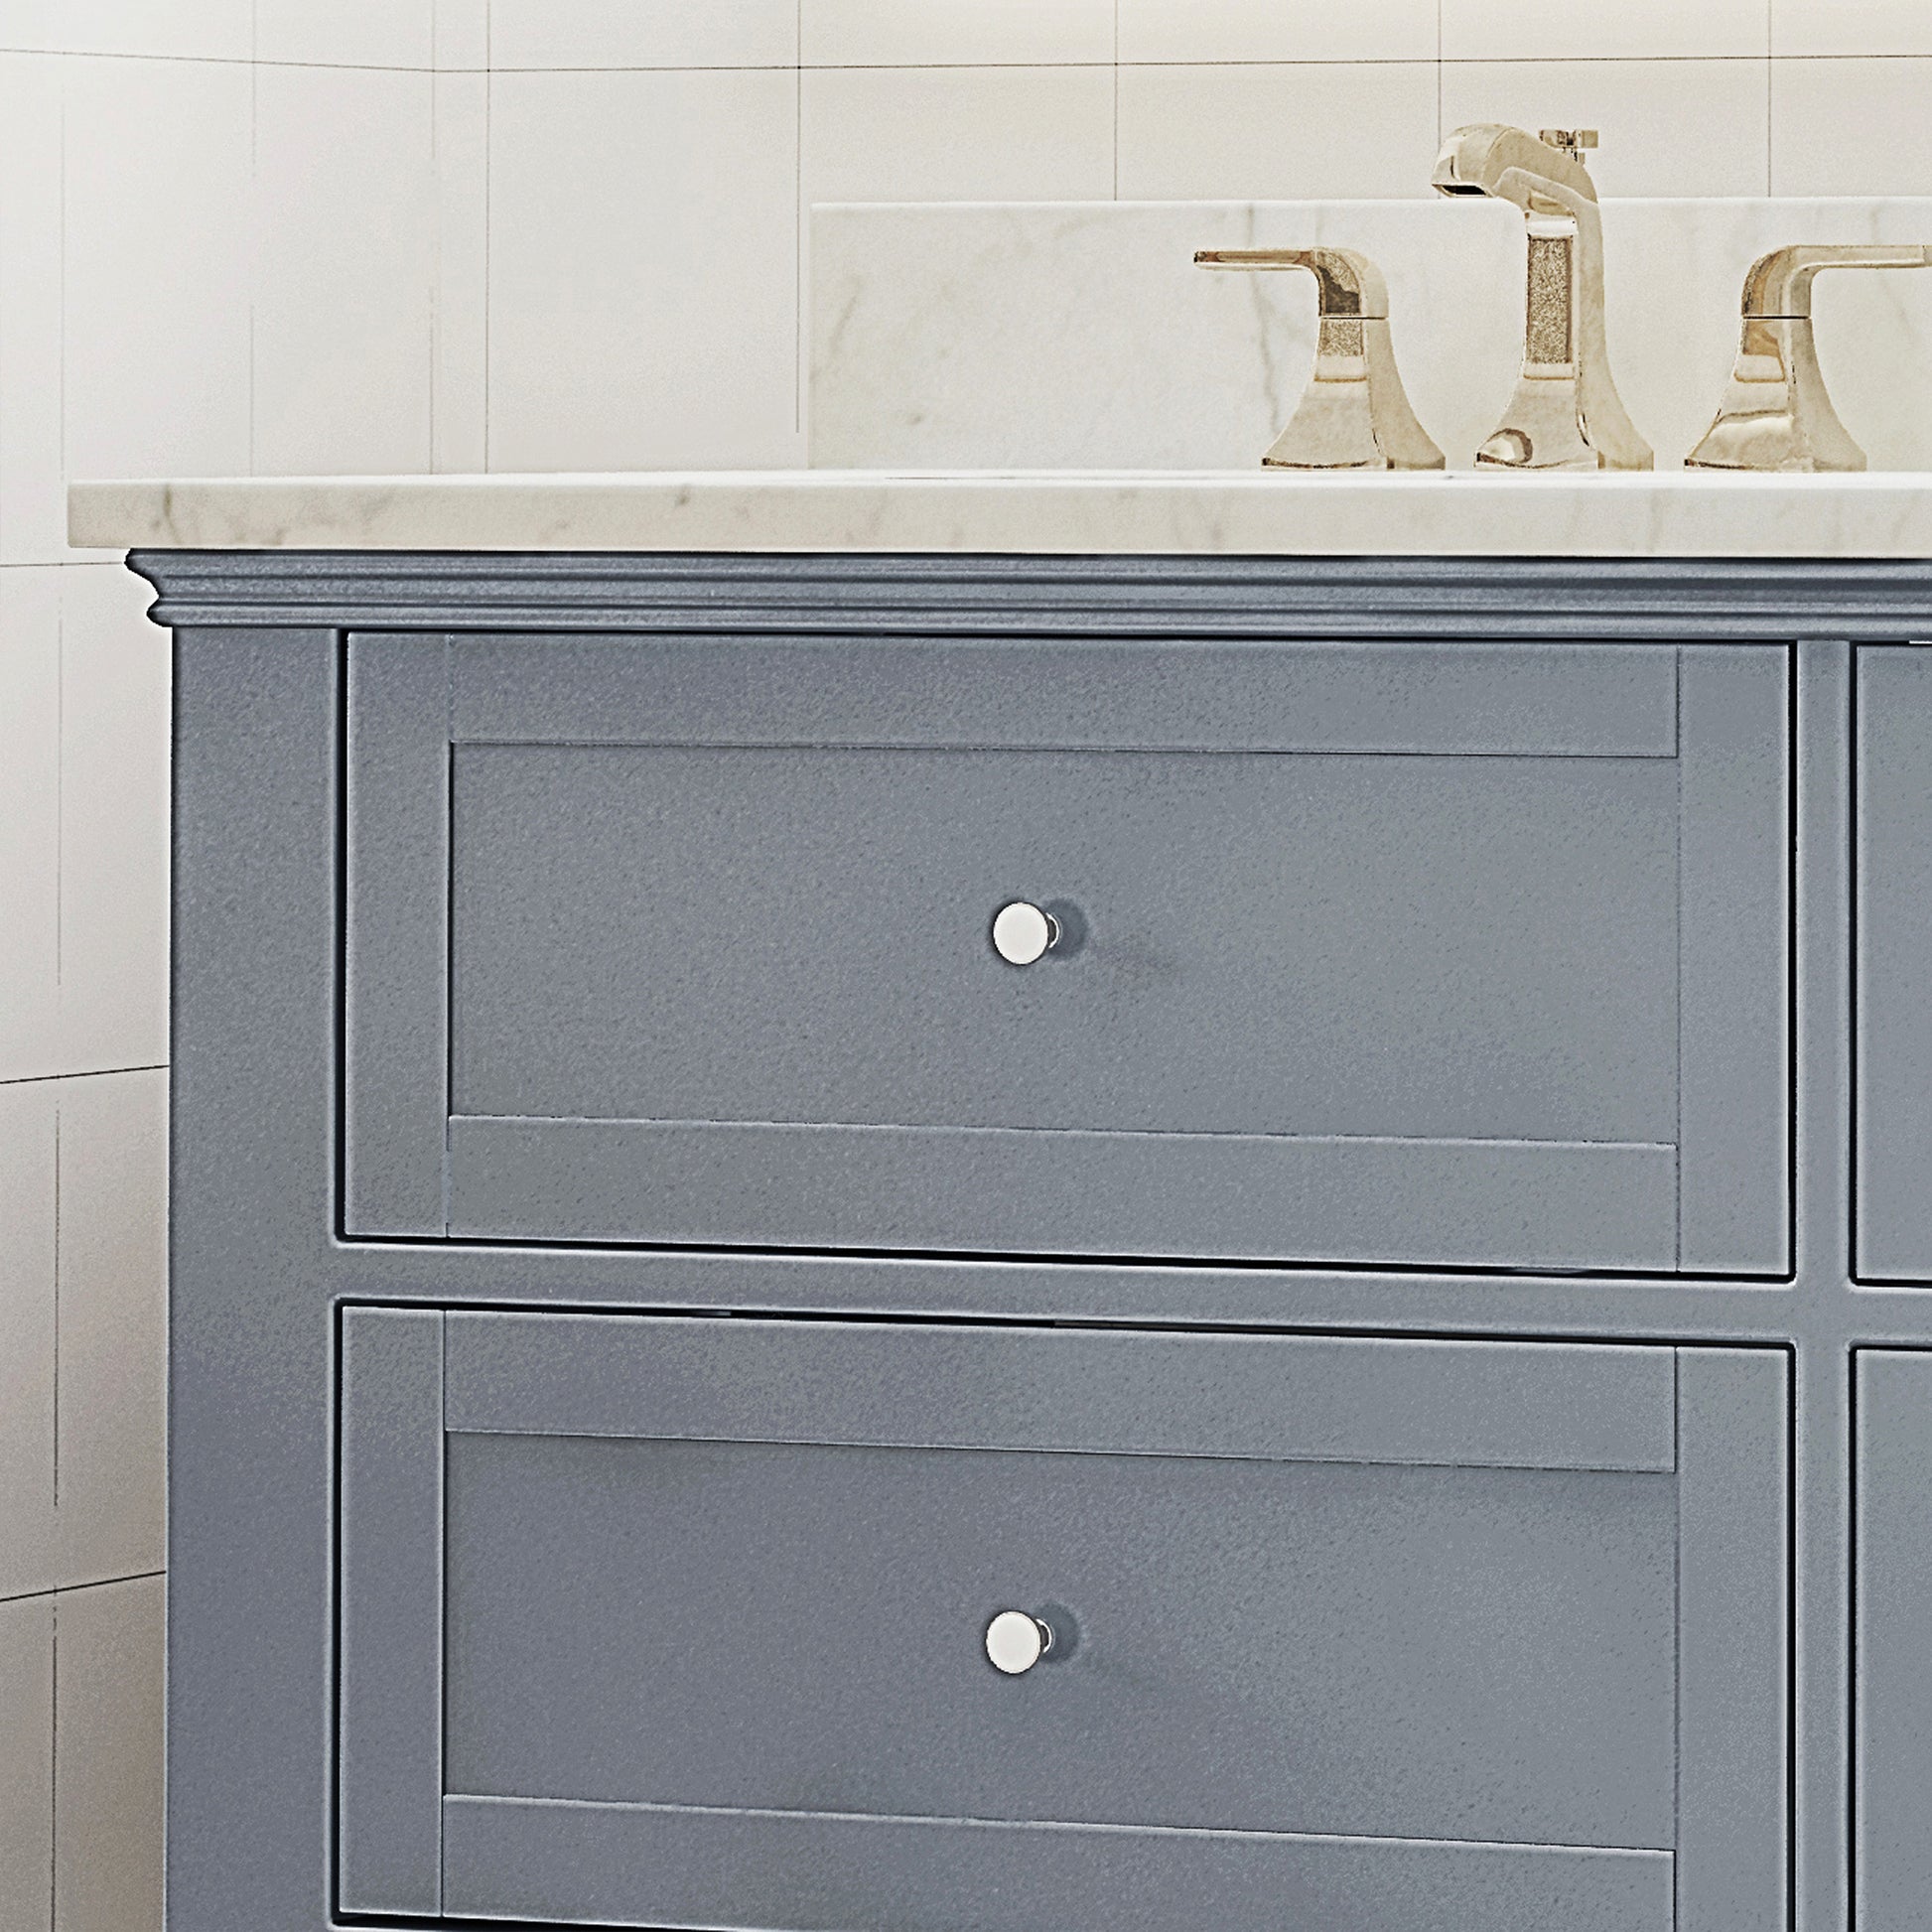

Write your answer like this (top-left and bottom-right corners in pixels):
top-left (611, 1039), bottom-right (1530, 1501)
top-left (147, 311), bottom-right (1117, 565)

top-left (1432, 124), bottom-right (1652, 472)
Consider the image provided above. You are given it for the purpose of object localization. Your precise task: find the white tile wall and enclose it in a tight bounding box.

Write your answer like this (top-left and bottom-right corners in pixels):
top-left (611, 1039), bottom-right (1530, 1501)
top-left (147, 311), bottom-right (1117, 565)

top-left (0, 1595), bottom-right (54, 1932)
top-left (1441, 0), bottom-right (1768, 62)
top-left (0, 570), bottom-right (61, 1078)
top-left (1117, 0), bottom-right (1438, 65)
top-left (62, 58), bottom-right (254, 532)
top-left (804, 0), bottom-right (1115, 68)
top-left (803, 65), bottom-right (1116, 203)
top-left (1774, 0), bottom-right (1932, 58)
top-left (487, 67), bottom-right (800, 469)
top-left (488, 0), bottom-right (797, 70)
top-left (1771, 58), bottom-right (1932, 194)
top-left (254, 0), bottom-right (435, 68)
top-left (251, 65), bottom-right (438, 475)
top-left (7, 7), bottom-right (1932, 1932)
top-left (1117, 63), bottom-right (1442, 201)
top-left (51, 1576), bottom-right (165, 1932)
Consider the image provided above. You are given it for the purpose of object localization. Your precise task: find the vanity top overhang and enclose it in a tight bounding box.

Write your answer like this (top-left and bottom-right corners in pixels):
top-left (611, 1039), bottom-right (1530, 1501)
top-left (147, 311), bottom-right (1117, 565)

top-left (66, 469), bottom-right (1932, 561)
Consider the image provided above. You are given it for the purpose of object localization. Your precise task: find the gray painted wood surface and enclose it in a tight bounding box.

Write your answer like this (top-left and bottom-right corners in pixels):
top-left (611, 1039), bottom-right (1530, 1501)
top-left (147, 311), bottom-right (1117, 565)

top-left (140, 549), bottom-right (1932, 1932)
top-left (347, 629), bottom-right (1787, 1272)
top-left (1855, 1350), bottom-right (1932, 1931)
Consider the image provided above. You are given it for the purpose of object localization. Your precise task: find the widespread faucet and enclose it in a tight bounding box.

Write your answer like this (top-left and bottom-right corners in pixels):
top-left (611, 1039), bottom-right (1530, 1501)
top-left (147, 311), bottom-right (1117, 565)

top-left (1432, 124), bottom-right (1653, 472)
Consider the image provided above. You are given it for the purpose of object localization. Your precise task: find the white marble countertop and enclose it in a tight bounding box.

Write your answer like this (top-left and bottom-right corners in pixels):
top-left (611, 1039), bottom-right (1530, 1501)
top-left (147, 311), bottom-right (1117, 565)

top-left (65, 469), bottom-right (1932, 559)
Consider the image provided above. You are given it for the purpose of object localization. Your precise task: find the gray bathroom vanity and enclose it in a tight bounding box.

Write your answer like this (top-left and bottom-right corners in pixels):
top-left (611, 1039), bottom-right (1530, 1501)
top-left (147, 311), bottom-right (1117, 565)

top-left (72, 469), bottom-right (1932, 1932)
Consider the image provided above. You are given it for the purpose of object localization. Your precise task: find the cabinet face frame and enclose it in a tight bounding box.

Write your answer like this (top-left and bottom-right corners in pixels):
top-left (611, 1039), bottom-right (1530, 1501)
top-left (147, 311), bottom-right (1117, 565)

top-left (335, 1305), bottom-right (1790, 1932)
top-left (340, 632), bottom-right (1792, 1278)
top-left (1854, 647), bottom-right (1932, 1283)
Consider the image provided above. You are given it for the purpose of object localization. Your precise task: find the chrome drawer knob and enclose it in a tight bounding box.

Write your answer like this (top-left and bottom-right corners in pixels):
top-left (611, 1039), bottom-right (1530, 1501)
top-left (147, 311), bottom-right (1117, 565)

top-left (985, 1610), bottom-right (1053, 1675)
top-left (991, 901), bottom-right (1059, 967)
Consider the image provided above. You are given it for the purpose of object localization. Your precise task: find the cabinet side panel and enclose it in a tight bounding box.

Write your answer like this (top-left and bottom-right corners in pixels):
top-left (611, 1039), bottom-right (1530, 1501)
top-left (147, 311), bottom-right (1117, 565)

top-left (169, 626), bottom-right (343, 1932)
top-left (1678, 646), bottom-right (1791, 1275)
top-left (1675, 1346), bottom-right (1790, 1932)
top-left (1856, 647), bottom-right (1932, 1280)
top-left (339, 1306), bottom-right (445, 1915)
top-left (1855, 1350), bottom-right (1932, 1931)
top-left (344, 632), bottom-right (449, 1237)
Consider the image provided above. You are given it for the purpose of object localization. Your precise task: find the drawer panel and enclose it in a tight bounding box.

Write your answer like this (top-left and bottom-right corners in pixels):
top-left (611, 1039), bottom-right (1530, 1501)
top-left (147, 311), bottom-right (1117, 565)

top-left (344, 633), bottom-right (1789, 1271)
top-left (336, 1310), bottom-right (1789, 1932)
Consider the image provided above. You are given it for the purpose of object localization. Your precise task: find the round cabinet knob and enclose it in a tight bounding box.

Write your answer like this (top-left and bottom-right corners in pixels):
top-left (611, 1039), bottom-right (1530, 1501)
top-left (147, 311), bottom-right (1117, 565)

top-left (985, 1610), bottom-right (1053, 1675)
top-left (991, 901), bottom-right (1059, 967)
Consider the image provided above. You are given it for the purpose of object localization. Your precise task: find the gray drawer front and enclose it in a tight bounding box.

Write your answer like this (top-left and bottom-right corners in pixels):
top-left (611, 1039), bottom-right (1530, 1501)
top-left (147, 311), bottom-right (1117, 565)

top-left (1855, 1350), bottom-right (1932, 1929)
top-left (345, 633), bottom-right (1789, 1271)
top-left (336, 1310), bottom-right (1788, 1932)
top-left (1858, 647), bottom-right (1932, 1280)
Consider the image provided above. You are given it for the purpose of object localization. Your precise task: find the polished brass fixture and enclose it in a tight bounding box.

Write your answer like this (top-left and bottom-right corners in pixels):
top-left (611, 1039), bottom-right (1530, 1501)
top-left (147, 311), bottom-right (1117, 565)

top-left (1432, 124), bottom-right (1653, 472)
top-left (1686, 244), bottom-right (1932, 472)
top-left (1193, 246), bottom-right (1446, 471)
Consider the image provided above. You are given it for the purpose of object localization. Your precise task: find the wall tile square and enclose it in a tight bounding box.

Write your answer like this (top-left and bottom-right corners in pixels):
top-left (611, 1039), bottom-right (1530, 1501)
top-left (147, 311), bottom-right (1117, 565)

top-left (433, 71), bottom-right (489, 472)
top-left (0, 0), bottom-right (251, 59)
top-left (1772, 58), bottom-right (1932, 193)
top-left (489, 0), bottom-right (798, 69)
top-left (1117, 62), bottom-right (1441, 201)
top-left (252, 67), bottom-right (437, 476)
top-left (0, 56), bottom-right (65, 564)
top-left (1440, 60), bottom-right (1770, 196)
top-left (1774, 0), bottom-right (1932, 57)
top-left (488, 69), bottom-right (801, 470)
top-left (0, 570), bottom-right (62, 1081)
top-left (54, 1575), bottom-right (164, 1932)
top-left (51, 1070), bottom-right (167, 1593)
top-left (803, 0), bottom-right (1115, 68)
top-left (0, 1595), bottom-right (53, 1932)
top-left (58, 570), bottom-right (170, 1075)
top-left (435, 0), bottom-right (489, 69)
top-left (256, 0), bottom-right (435, 68)
top-left (0, 1081), bottom-right (57, 1602)
top-left (803, 65), bottom-right (1115, 204)
top-left (1118, 0), bottom-right (1438, 65)
top-left (63, 57), bottom-right (251, 558)
top-left (1442, 0), bottom-right (1768, 61)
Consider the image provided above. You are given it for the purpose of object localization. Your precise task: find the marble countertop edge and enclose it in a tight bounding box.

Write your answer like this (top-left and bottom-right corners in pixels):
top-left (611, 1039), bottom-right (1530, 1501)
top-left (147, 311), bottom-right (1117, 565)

top-left (66, 470), bottom-right (1932, 561)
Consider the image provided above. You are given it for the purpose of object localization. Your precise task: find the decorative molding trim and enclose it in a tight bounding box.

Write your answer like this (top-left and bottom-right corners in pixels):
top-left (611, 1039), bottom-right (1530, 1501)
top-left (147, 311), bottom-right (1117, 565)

top-left (128, 549), bottom-right (1932, 639)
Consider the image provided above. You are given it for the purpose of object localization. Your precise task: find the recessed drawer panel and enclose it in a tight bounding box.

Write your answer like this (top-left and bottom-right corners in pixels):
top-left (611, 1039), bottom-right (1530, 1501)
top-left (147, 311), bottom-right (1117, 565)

top-left (344, 633), bottom-right (1789, 1271)
top-left (336, 1310), bottom-right (1788, 1932)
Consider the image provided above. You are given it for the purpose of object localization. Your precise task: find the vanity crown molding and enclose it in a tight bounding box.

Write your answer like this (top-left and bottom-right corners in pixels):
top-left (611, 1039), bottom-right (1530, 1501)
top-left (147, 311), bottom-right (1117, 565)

top-left (122, 543), bottom-right (1932, 638)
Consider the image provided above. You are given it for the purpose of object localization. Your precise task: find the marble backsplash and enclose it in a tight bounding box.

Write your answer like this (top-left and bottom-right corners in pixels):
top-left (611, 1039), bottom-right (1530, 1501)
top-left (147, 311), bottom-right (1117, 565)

top-left (810, 198), bottom-right (1932, 473)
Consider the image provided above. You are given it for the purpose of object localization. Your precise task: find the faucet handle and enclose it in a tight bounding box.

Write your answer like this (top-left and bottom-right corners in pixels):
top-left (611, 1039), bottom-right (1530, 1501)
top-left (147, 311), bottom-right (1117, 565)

top-left (1688, 243), bottom-right (1932, 471)
top-left (1192, 246), bottom-right (1444, 470)
top-left (1538, 128), bottom-right (1598, 162)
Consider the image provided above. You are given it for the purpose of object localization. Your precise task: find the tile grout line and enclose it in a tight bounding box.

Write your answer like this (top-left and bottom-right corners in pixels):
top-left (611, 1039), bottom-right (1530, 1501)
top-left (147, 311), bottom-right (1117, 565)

top-left (1, 1569), bottom-right (168, 1611)
top-left (0, 1064), bottom-right (167, 1088)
